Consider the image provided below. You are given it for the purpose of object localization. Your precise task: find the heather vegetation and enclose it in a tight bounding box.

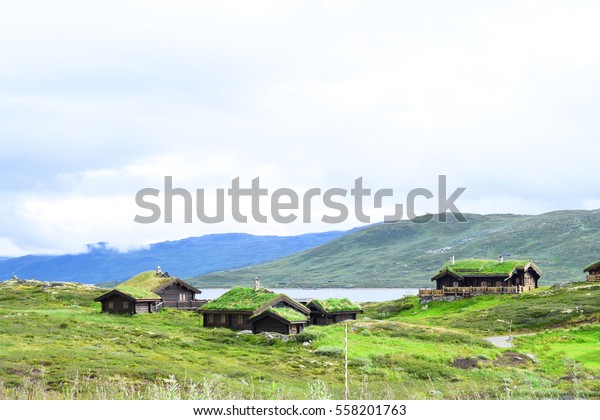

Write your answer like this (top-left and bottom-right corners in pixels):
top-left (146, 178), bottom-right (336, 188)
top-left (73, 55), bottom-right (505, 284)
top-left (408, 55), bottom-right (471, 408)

top-left (0, 280), bottom-right (597, 400)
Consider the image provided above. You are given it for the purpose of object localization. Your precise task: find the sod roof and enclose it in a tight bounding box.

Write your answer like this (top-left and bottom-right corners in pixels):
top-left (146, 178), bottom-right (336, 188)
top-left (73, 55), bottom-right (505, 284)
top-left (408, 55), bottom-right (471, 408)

top-left (583, 260), bottom-right (600, 273)
top-left (115, 286), bottom-right (161, 300)
top-left (119, 271), bottom-right (173, 291)
top-left (310, 298), bottom-right (361, 312)
top-left (432, 259), bottom-right (541, 281)
top-left (201, 287), bottom-right (281, 311)
top-left (264, 307), bottom-right (308, 322)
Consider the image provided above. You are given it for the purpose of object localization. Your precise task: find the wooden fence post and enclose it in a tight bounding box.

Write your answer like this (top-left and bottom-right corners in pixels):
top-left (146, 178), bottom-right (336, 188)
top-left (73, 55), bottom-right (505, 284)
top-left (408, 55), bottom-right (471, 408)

top-left (345, 322), bottom-right (349, 400)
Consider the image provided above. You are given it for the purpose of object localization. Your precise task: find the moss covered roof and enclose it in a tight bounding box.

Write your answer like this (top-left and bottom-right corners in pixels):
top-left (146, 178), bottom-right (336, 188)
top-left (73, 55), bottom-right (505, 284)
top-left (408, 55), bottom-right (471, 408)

top-left (201, 287), bottom-right (280, 311)
top-left (119, 271), bottom-right (173, 291)
top-left (441, 259), bottom-right (533, 276)
top-left (115, 286), bottom-right (161, 300)
top-left (583, 260), bottom-right (600, 273)
top-left (310, 298), bottom-right (361, 312)
top-left (432, 259), bottom-right (543, 282)
top-left (265, 307), bottom-right (308, 322)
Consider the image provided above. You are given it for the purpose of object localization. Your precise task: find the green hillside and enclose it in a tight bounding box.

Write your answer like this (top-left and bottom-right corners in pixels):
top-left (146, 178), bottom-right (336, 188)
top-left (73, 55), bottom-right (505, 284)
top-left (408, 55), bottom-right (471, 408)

top-left (189, 210), bottom-right (600, 288)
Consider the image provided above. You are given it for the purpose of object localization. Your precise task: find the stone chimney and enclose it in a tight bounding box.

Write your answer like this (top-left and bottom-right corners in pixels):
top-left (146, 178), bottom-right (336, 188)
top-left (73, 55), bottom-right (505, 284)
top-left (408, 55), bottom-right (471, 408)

top-left (499, 255), bottom-right (504, 263)
top-left (450, 255), bottom-right (455, 265)
top-left (254, 276), bottom-right (261, 291)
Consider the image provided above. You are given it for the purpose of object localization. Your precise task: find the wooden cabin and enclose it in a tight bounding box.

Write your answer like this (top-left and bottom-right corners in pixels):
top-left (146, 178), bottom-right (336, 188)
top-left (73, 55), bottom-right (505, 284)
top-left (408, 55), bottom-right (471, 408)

top-left (420, 257), bottom-right (542, 301)
top-left (584, 260), bottom-right (600, 282)
top-left (151, 278), bottom-right (204, 309)
top-left (305, 298), bottom-right (362, 326)
top-left (117, 269), bottom-right (205, 310)
top-left (199, 286), bottom-right (309, 334)
top-left (94, 286), bottom-right (164, 314)
top-left (249, 308), bottom-right (308, 335)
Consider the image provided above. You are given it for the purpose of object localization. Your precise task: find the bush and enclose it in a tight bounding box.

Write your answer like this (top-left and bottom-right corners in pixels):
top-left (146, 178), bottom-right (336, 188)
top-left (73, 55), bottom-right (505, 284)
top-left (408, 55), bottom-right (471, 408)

top-left (315, 346), bottom-right (344, 357)
top-left (296, 328), bottom-right (326, 342)
top-left (348, 357), bottom-right (370, 367)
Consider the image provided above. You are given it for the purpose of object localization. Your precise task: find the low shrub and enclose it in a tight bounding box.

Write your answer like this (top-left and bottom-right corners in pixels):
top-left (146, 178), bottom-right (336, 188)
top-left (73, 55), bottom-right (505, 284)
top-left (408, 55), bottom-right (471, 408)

top-left (315, 346), bottom-right (344, 357)
top-left (296, 328), bottom-right (326, 342)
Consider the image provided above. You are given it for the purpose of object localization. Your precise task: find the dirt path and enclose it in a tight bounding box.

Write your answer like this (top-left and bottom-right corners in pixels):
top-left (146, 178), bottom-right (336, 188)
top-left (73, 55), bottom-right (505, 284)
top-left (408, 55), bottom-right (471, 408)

top-left (484, 335), bottom-right (514, 348)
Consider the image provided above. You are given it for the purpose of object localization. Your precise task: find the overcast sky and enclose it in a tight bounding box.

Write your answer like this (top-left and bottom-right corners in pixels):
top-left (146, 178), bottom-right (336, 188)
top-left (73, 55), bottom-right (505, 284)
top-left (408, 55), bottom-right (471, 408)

top-left (1, 1), bottom-right (599, 256)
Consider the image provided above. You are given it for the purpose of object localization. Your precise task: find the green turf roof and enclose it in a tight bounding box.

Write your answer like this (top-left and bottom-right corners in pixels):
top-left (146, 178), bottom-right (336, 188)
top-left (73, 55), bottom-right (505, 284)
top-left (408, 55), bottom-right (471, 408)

top-left (442, 259), bottom-right (531, 276)
top-left (115, 286), bottom-right (161, 300)
top-left (119, 271), bottom-right (173, 291)
top-left (201, 287), bottom-right (280, 311)
top-left (311, 298), bottom-right (361, 312)
top-left (265, 307), bottom-right (308, 322)
top-left (583, 260), bottom-right (600, 273)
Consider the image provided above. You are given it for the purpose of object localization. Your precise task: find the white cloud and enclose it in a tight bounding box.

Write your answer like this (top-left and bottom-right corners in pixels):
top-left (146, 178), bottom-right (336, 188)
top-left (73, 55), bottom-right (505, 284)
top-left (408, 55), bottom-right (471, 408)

top-left (0, 1), bottom-right (599, 255)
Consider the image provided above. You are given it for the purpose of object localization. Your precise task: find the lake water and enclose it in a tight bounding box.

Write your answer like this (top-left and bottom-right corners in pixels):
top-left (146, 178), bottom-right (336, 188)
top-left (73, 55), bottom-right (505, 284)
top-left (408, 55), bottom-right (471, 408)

top-left (198, 288), bottom-right (418, 303)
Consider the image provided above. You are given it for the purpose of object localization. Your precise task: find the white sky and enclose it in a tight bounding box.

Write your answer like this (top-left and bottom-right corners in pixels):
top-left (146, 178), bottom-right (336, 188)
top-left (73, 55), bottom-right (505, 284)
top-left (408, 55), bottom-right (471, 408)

top-left (1, 0), bottom-right (599, 256)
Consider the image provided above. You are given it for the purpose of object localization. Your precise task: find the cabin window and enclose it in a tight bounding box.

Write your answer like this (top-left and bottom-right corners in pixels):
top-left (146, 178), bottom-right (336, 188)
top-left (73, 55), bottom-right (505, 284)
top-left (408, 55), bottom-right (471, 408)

top-left (291, 325), bottom-right (297, 333)
top-left (206, 314), bottom-right (213, 323)
top-left (179, 293), bottom-right (186, 302)
top-left (123, 301), bottom-right (129, 309)
top-left (214, 314), bottom-right (223, 323)
top-left (108, 301), bottom-right (114, 309)
top-left (481, 281), bottom-right (488, 287)
top-left (452, 281), bottom-right (459, 287)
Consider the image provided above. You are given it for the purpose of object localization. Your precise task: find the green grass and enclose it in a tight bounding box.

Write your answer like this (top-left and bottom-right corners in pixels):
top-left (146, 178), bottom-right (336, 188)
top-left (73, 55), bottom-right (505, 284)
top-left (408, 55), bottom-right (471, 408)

top-left (310, 298), bottom-right (361, 312)
top-left (514, 326), bottom-right (600, 372)
top-left (264, 308), bottom-right (308, 322)
top-left (364, 282), bottom-right (600, 335)
top-left (0, 280), bottom-right (598, 400)
top-left (113, 286), bottom-right (160, 300)
top-left (200, 287), bottom-right (282, 311)
top-left (441, 259), bottom-right (535, 275)
top-left (119, 271), bottom-right (172, 291)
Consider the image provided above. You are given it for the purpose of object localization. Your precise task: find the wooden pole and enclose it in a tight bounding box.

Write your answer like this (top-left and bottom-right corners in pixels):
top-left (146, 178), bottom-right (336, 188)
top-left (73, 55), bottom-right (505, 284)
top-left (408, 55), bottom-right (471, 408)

top-left (345, 322), bottom-right (349, 400)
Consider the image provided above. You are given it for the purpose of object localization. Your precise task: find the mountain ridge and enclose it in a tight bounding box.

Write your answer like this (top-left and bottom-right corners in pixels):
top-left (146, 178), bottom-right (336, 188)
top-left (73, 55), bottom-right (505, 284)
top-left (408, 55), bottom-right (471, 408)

top-left (0, 231), bottom-right (353, 284)
top-left (189, 209), bottom-right (600, 288)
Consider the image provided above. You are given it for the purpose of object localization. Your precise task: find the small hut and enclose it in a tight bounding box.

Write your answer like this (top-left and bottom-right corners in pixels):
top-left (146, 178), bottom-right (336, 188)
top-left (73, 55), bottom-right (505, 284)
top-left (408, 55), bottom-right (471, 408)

top-left (305, 298), bottom-right (362, 326)
top-left (117, 269), bottom-right (205, 310)
top-left (248, 308), bottom-right (308, 335)
top-left (94, 286), bottom-right (163, 314)
top-left (584, 260), bottom-right (600, 282)
top-left (199, 285), bottom-right (309, 334)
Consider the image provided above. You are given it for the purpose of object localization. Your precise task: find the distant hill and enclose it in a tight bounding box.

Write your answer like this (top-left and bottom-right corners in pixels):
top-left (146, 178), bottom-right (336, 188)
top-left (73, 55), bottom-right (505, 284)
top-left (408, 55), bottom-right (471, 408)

top-left (190, 210), bottom-right (600, 288)
top-left (0, 231), bottom-right (352, 284)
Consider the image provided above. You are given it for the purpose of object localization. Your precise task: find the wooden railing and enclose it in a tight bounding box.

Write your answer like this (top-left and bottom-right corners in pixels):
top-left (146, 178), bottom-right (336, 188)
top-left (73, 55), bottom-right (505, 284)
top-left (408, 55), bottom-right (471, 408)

top-left (418, 289), bottom-right (444, 296)
top-left (419, 286), bottom-right (520, 297)
top-left (163, 300), bottom-right (208, 310)
top-left (155, 301), bottom-right (164, 311)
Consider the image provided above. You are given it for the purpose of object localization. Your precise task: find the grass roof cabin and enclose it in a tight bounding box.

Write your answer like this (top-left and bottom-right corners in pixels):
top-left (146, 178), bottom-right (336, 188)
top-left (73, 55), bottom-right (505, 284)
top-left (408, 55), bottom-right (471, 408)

top-left (199, 283), bottom-right (309, 334)
top-left (305, 298), bottom-right (363, 326)
top-left (118, 268), bottom-right (205, 310)
top-left (94, 286), bottom-right (163, 314)
top-left (584, 260), bottom-right (600, 282)
top-left (431, 256), bottom-right (542, 293)
top-left (249, 307), bottom-right (309, 335)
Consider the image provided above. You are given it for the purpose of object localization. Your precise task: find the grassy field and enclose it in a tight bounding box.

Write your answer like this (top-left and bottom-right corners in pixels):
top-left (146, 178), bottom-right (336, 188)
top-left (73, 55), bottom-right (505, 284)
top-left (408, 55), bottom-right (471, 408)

top-left (0, 280), bottom-right (598, 400)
